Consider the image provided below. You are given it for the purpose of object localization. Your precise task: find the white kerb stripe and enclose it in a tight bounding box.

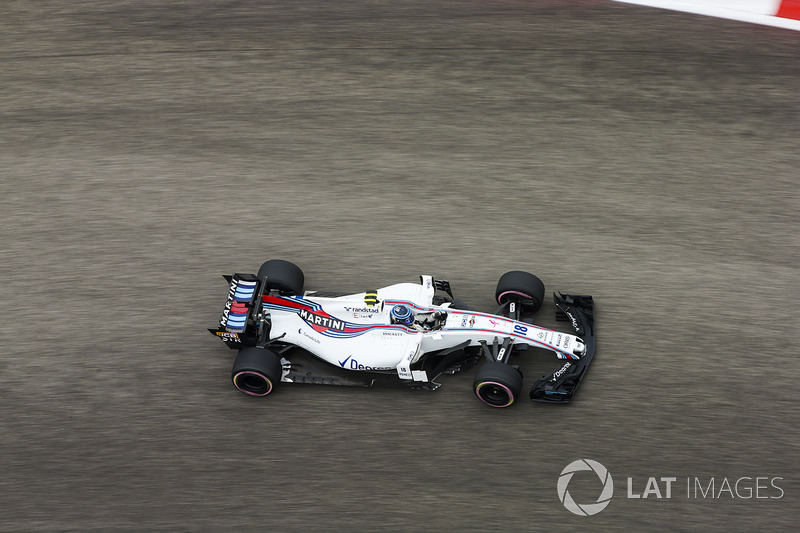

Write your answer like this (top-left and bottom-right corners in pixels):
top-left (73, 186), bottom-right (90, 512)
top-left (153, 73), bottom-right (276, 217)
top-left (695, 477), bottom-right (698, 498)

top-left (613, 0), bottom-right (800, 30)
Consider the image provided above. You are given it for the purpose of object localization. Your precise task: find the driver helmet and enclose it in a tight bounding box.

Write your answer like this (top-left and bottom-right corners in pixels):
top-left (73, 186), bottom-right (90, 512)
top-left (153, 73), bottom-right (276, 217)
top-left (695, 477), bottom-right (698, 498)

top-left (390, 304), bottom-right (414, 326)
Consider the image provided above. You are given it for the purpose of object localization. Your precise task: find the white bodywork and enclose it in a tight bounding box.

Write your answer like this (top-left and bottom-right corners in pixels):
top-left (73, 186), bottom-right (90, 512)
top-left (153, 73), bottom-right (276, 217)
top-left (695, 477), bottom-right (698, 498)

top-left (262, 275), bottom-right (585, 382)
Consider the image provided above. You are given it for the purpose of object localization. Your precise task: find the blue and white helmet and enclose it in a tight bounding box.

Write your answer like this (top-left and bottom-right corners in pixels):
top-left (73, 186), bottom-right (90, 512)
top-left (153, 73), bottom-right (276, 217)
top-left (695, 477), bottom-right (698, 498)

top-left (390, 304), bottom-right (414, 326)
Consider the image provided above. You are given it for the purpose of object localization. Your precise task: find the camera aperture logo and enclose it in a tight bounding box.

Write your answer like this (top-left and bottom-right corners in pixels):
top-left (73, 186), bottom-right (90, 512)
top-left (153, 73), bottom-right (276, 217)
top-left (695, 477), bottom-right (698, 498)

top-left (557, 459), bottom-right (614, 516)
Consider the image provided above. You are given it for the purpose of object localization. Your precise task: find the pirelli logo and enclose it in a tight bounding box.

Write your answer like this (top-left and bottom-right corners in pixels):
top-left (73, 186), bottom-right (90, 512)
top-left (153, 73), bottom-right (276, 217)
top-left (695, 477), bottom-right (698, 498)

top-left (364, 290), bottom-right (379, 306)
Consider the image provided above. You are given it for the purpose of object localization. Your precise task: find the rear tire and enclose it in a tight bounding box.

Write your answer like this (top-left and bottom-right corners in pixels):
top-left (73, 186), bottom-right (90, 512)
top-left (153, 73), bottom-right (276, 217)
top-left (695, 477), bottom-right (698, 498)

top-left (495, 271), bottom-right (545, 313)
top-left (257, 259), bottom-right (304, 295)
top-left (473, 362), bottom-right (523, 408)
top-left (231, 347), bottom-right (282, 396)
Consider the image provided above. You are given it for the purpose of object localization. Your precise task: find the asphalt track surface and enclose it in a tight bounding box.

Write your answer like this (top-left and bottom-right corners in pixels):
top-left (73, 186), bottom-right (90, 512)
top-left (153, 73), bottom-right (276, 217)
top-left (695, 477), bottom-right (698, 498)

top-left (2, 1), bottom-right (798, 531)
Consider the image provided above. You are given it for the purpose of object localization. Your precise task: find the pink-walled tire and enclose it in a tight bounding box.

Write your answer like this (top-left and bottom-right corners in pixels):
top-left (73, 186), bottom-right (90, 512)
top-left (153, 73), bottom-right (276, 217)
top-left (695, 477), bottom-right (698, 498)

top-left (495, 271), bottom-right (545, 313)
top-left (231, 347), bottom-right (282, 396)
top-left (473, 362), bottom-right (523, 408)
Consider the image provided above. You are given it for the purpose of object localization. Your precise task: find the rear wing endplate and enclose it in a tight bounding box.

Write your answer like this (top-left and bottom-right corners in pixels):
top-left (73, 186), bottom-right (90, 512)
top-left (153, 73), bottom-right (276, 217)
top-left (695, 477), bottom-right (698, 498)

top-left (208, 273), bottom-right (260, 349)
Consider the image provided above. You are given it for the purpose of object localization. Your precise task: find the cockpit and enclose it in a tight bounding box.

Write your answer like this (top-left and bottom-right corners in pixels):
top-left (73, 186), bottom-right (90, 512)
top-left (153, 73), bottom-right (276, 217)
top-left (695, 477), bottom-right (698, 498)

top-left (389, 304), bottom-right (447, 332)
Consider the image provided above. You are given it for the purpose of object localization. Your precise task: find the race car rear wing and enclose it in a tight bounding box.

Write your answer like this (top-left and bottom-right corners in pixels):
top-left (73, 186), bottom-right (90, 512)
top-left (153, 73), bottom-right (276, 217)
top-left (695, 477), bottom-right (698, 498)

top-left (530, 293), bottom-right (596, 403)
top-left (208, 273), bottom-right (261, 349)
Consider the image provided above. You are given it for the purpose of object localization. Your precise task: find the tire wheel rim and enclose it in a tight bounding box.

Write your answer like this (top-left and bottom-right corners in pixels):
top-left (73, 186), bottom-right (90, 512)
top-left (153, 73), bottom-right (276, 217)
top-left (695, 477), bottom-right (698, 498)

top-left (475, 381), bottom-right (515, 407)
top-left (233, 371), bottom-right (273, 396)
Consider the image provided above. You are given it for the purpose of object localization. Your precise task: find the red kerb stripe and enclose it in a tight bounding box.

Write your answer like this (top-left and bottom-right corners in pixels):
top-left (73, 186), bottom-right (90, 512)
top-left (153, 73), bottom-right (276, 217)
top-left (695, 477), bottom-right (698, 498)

top-left (777, 0), bottom-right (800, 20)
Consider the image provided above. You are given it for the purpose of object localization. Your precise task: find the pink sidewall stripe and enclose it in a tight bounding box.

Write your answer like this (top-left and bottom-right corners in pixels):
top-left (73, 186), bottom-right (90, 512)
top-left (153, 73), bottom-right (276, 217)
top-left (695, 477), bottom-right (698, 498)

top-left (497, 290), bottom-right (533, 303)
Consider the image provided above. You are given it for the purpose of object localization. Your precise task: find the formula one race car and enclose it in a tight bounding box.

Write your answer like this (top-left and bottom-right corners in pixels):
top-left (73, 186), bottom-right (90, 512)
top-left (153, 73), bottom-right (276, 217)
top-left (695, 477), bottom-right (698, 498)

top-left (209, 260), bottom-right (596, 407)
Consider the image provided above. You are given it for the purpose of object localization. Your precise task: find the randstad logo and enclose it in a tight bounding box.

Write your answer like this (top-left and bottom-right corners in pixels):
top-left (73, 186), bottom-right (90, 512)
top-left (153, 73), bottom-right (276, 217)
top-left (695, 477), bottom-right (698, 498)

top-left (557, 459), bottom-right (614, 516)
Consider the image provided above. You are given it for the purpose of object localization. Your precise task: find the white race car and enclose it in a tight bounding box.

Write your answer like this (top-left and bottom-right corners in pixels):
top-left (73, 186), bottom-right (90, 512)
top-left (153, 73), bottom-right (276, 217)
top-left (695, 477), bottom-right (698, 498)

top-left (210, 260), bottom-right (596, 407)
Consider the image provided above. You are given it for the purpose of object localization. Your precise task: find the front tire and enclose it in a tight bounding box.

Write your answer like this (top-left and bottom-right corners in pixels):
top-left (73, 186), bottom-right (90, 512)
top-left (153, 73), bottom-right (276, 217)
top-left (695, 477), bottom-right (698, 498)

top-left (473, 362), bottom-right (523, 408)
top-left (231, 347), bottom-right (282, 396)
top-left (495, 270), bottom-right (545, 313)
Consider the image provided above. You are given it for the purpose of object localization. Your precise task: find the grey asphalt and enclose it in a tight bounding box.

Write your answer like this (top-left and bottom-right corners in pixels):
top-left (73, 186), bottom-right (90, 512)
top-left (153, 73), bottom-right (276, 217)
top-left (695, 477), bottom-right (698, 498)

top-left (1, 1), bottom-right (798, 531)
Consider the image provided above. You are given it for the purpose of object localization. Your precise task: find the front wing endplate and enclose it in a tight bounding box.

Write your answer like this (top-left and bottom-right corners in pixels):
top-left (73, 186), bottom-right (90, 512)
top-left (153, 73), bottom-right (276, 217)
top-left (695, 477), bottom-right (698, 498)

top-left (530, 293), bottom-right (596, 403)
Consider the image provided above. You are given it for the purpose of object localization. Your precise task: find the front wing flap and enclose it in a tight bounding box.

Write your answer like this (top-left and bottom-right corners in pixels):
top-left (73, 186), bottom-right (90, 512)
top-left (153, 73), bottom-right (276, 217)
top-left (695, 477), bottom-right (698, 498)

top-left (530, 293), bottom-right (596, 403)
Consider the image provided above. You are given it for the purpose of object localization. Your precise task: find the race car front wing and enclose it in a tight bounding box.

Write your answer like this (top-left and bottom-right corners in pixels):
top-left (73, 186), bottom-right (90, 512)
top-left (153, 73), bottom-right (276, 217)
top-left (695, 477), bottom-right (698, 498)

top-left (530, 293), bottom-right (596, 403)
